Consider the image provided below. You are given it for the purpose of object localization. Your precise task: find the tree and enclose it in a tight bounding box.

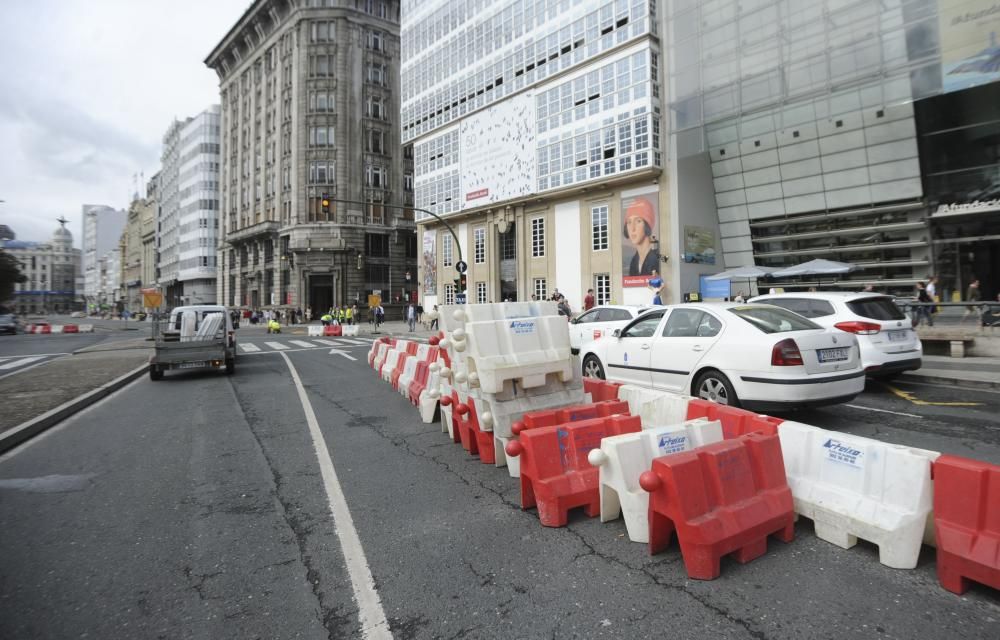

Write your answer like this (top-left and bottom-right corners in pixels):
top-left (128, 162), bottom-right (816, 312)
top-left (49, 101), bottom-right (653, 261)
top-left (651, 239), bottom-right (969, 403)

top-left (0, 249), bottom-right (27, 303)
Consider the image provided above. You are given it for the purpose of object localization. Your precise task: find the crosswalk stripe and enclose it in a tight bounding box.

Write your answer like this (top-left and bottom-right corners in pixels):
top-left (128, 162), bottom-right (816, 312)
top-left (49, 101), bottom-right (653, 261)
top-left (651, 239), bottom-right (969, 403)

top-left (264, 341), bottom-right (289, 351)
top-left (312, 339), bottom-right (339, 346)
top-left (0, 356), bottom-right (45, 370)
top-left (238, 343), bottom-right (261, 352)
top-left (336, 338), bottom-right (367, 345)
top-left (289, 340), bottom-right (315, 348)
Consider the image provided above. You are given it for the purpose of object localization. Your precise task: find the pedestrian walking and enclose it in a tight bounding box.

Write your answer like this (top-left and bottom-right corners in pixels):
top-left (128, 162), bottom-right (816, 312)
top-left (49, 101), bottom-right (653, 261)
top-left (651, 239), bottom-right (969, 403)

top-left (584, 289), bottom-right (595, 311)
top-left (407, 302), bottom-right (417, 331)
top-left (914, 282), bottom-right (934, 327)
top-left (963, 279), bottom-right (982, 324)
top-left (430, 305), bottom-right (439, 331)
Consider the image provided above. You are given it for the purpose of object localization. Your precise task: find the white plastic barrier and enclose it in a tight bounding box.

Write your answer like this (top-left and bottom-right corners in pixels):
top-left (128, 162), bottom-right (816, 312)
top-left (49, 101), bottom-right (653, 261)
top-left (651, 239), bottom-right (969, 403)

top-left (372, 342), bottom-right (392, 371)
top-left (464, 315), bottom-right (574, 394)
top-left (439, 379), bottom-right (456, 438)
top-left (419, 365), bottom-right (443, 423)
top-left (637, 393), bottom-right (694, 429)
top-left (380, 349), bottom-right (407, 383)
top-left (78, 324), bottom-right (94, 333)
top-left (777, 421), bottom-right (940, 569)
top-left (397, 356), bottom-right (420, 395)
top-left (588, 418), bottom-right (723, 542)
top-left (308, 325), bottom-right (324, 337)
top-left (342, 324), bottom-right (359, 336)
top-left (50, 325), bottom-right (64, 334)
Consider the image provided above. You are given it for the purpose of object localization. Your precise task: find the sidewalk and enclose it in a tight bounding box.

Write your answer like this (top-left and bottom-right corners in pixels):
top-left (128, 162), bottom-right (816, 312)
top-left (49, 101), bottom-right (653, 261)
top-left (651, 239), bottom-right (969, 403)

top-left (256, 320), bottom-right (439, 340)
top-left (900, 354), bottom-right (1000, 391)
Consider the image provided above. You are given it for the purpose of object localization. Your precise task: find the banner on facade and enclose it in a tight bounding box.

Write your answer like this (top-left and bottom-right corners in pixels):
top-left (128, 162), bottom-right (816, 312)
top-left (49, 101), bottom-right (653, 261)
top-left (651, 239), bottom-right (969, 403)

top-left (422, 230), bottom-right (437, 296)
top-left (621, 193), bottom-right (661, 288)
top-left (683, 226), bottom-right (717, 264)
top-left (939, 1), bottom-right (1000, 93)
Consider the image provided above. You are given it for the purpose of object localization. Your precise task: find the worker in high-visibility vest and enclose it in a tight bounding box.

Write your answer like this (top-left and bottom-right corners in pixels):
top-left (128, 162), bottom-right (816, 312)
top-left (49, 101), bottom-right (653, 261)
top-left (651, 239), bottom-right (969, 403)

top-left (320, 313), bottom-right (333, 327)
top-left (267, 318), bottom-right (281, 334)
top-left (345, 305), bottom-right (353, 325)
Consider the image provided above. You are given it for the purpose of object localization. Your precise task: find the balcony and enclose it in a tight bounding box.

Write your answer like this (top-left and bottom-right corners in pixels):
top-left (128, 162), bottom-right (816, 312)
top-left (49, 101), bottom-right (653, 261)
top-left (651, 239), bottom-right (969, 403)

top-left (224, 220), bottom-right (280, 244)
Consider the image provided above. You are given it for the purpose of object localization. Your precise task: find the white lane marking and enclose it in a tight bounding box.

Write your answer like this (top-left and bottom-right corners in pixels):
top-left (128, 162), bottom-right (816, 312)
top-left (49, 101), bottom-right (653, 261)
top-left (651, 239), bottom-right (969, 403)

top-left (337, 338), bottom-right (368, 346)
top-left (0, 356), bottom-right (45, 371)
top-left (329, 349), bottom-right (358, 361)
top-left (264, 341), bottom-right (289, 351)
top-left (238, 343), bottom-right (261, 353)
top-left (289, 340), bottom-right (316, 349)
top-left (279, 353), bottom-right (391, 639)
top-left (844, 404), bottom-right (923, 419)
top-left (313, 339), bottom-right (339, 347)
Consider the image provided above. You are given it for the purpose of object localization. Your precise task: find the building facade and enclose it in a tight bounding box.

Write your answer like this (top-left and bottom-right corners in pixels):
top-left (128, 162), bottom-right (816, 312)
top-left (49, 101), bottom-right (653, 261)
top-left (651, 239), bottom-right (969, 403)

top-left (206, 0), bottom-right (416, 314)
top-left (662, 0), bottom-right (1000, 300)
top-left (157, 107), bottom-right (222, 307)
top-left (4, 221), bottom-right (81, 315)
top-left (142, 173), bottom-right (159, 302)
top-left (404, 0), bottom-right (665, 309)
top-left (82, 204), bottom-right (126, 308)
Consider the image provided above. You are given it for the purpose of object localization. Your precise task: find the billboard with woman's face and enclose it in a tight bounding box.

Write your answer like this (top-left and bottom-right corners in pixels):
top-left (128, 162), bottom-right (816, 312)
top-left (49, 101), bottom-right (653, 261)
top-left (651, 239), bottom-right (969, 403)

top-left (422, 230), bottom-right (436, 296)
top-left (621, 194), bottom-right (660, 287)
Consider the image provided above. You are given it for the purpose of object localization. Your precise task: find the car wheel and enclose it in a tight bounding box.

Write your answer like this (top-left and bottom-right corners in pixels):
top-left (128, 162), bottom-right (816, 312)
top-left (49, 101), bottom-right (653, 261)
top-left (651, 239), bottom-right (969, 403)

top-left (582, 355), bottom-right (605, 380)
top-left (149, 365), bottom-right (164, 381)
top-left (694, 370), bottom-right (739, 407)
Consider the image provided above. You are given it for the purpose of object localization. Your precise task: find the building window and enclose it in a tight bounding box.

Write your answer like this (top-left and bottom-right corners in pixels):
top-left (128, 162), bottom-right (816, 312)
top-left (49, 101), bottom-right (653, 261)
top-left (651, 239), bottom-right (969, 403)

top-left (368, 129), bottom-right (384, 154)
top-left (365, 164), bottom-right (385, 187)
top-left (310, 55), bottom-right (333, 77)
top-left (595, 274), bottom-right (611, 305)
top-left (474, 227), bottom-right (485, 263)
top-left (367, 95), bottom-right (383, 120)
top-left (368, 63), bottom-right (385, 85)
top-left (310, 21), bottom-right (334, 43)
top-left (308, 161), bottom-right (334, 184)
top-left (368, 29), bottom-right (383, 51)
top-left (404, 173), bottom-right (413, 192)
top-left (365, 233), bottom-right (389, 257)
top-left (476, 281), bottom-right (487, 304)
top-left (531, 217), bottom-right (545, 257)
top-left (592, 205), bottom-right (609, 251)
top-left (534, 278), bottom-right (547, 300)
top-left (444, 283), bottom-right (455, 305)
top-left (309, 126), bottom-right (333, 146)
top-left (309, 91), bottom-right (333, 112)
top-left (442, 234), bottom-right (453, 267)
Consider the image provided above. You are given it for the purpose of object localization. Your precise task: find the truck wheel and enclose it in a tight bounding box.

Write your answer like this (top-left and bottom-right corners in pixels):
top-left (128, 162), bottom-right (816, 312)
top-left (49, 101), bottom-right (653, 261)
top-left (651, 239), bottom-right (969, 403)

top-left (149, 365), bottom-right (163, 381)
top-left (225, 358), bottom-right (235, 375)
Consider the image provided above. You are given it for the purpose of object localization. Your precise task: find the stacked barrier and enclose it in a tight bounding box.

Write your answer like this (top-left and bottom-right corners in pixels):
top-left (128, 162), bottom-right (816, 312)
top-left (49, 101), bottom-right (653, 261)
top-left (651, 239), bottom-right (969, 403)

top-left (505, 414), bottom-right (642, 527)
top-left (63, 324), bottom-right (79, 333)
top-left (362, 303), bottom-right (1000, 596)
top-left (777, 422), bottom-right (938, 569)
top-left (932, 455), bottom-right (1000, 594)
top-left (308, 325), bottom-right (324, 337)
top-left (588, 418), bottom-right (724, 543)
top-left (640, 433), bottom-right (796, 579)
top-left (342, 325), bottom-right (360, 336)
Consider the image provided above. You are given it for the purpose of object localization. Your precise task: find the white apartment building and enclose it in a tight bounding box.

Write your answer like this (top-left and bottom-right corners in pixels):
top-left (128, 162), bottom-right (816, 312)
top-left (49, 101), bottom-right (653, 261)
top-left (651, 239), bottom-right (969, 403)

top-left (404, 0), bottom-right (665, 309)
top-left (4, 221), bottom-right (81, 315)
top-left (82, 204), bottom-right (126, 305)
top-left (157, 106), bottom-right (222, 306)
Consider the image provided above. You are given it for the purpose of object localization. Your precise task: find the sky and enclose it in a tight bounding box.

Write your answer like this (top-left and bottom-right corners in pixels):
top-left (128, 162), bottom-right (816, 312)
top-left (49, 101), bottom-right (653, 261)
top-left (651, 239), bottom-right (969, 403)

top-left (0, 0), bottom-right (250, 247)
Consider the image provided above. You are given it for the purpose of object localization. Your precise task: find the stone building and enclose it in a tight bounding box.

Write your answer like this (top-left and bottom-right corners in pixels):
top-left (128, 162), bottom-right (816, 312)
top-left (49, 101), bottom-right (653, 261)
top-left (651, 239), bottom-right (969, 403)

top-left (205, 0), bottom-right (415, 314)
top-left (4, 219), bottom-right (81, 315)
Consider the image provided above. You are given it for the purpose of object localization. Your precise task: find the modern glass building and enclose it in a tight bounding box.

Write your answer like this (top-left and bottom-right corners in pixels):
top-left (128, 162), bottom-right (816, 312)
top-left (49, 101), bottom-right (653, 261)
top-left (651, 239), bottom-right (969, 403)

top-left (662, 0), bottom-right (1000, 300)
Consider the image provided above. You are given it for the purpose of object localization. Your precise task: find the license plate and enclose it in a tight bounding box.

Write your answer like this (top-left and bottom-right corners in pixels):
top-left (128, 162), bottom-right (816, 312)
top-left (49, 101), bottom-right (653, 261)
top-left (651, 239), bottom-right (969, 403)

top-left (818, 347), bottom-right (850, 363)
top-left (178, 362), bottom-right (206, 370)
top-left (887, 330), bottom-right (908, 342)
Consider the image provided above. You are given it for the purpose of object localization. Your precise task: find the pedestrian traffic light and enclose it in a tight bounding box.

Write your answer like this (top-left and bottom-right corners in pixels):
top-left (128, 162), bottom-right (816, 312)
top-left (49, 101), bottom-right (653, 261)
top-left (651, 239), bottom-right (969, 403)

top-left (459, 273), bottom-right (467, 291)
top-left (321, 193), bottom-right (331, 215)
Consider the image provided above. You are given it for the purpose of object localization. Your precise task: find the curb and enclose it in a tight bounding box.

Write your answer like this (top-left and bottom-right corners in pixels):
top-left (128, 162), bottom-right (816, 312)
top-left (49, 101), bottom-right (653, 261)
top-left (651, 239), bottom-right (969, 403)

top-left (0, 363), bottom-right (149, 454)
top-left (898, 372), bottom-right (1000, 392)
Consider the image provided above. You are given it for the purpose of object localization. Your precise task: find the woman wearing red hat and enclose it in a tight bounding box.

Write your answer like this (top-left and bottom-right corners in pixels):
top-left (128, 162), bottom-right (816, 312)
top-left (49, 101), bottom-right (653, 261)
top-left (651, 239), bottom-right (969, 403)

top-left (623, 197), bottom-right (659, 277)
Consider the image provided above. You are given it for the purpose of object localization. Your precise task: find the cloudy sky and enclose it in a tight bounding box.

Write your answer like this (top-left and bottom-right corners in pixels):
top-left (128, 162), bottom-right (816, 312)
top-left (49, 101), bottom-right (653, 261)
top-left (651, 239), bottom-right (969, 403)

top-left (0, 0), bottom-right (249, 246)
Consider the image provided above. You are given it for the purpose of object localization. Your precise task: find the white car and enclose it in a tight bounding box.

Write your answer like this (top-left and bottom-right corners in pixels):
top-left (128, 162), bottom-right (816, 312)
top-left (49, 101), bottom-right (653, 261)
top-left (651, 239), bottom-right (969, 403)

top-left (748, 292), bottom-right (921, 378)
top-left (579, 302), bottom-right (865, 412)
top-left (569, 305), bottom-right (650, 354)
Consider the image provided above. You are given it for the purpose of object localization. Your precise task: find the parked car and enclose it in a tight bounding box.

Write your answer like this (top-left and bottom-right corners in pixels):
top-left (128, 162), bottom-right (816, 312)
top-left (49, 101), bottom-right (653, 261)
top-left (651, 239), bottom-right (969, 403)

top-left (0, 313), bottom-right (19, 335)
top-left (568, 305), bottom-right (650, 354)
top-left (579, 302), bottom-right (864, 412)
top-left (748, 292), bottom-right (921, 377)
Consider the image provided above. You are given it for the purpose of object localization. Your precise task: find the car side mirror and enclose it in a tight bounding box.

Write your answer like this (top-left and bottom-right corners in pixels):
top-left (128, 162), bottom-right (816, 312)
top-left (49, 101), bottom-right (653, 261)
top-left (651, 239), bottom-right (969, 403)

top-left (569, 317), bottom-right (579, 325)
top-left (612, 329), bottom-right (622, 338)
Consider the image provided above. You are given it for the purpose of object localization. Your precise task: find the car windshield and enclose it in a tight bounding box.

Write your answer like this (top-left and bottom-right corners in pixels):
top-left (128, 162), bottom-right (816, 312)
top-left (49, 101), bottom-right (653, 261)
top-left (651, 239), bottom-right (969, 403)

top-left (728, 305), bottom-right (821, 334)
top-left (846, 297), bottom-right (906, 321)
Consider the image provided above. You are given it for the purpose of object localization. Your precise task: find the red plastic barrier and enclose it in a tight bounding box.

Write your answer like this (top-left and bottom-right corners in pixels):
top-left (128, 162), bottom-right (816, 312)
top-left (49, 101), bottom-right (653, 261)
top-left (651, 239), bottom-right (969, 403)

top-left (512, 400), bottom-right (630, 437)
top-left (63, 324), bottom-right (79, 333)
top-left (466, 396), bottom-right (496, 465)
top-left (368, 337), bottom-right (393, 367)
top-left (445, 390), bottom-right (461, 443)
top-left (408, 361), bottom-right (431, 405)
top-left (324, 324), bottom-right (343, 336)
top-left (405, 342), bottom-right (419, 356)
top-left (686, 399), bottom-right (782, 439)
top-left (454, 396), bottom-right (479, 455)
top-left (390, 353), bottom-right (411, 390)
top-left (505, 414), bottom-right (642, 527)
top-left (933, 455), bottom-right (1000, 595)
top-left (639, 433), bottom-right (794, 580)
top-left (583, 378), bottom-right (623, 402)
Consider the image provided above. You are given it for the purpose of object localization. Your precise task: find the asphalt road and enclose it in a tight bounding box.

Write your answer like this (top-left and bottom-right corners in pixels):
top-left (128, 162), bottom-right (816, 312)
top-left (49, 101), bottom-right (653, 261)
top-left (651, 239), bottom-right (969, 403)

top-left (1, 341), bottom-right (998, 639)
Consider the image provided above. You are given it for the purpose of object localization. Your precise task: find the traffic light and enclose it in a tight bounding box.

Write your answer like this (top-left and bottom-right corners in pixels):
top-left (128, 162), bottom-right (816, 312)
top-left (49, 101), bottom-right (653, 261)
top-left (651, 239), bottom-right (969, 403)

top-left (321, 193), bottom-right (331, 215)
top-left (454, 276), bottom-right (461, 290)
top-left (459, 273), bottom-right (467, 291)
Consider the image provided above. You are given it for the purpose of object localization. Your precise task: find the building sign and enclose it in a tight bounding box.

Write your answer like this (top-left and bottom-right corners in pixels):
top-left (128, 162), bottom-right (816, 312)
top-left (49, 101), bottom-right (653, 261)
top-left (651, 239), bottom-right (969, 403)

top-left (422, 230), bottom-right (437, 296)
top-left (621, 192), bottom-right (661, 288)
top-left (934, 199), bottom-right (1000, 216)
top-left (939, 1), bottom-right (1000, 93)
top-left (459, 91), bottom-right (536, 210)
top-left (683, 226), bottom-right (717, 264)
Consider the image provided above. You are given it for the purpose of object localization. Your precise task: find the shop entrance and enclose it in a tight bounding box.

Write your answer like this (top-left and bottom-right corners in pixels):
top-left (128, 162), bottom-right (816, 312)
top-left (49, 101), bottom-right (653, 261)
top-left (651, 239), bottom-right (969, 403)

top-left (309, 275), bottom-right (334, 314)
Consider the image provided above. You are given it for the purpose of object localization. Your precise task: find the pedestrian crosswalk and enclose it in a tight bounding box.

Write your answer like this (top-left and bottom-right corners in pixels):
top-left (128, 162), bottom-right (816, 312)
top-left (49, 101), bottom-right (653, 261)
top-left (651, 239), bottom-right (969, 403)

top-left (238, 337), bottom-right (374, 354)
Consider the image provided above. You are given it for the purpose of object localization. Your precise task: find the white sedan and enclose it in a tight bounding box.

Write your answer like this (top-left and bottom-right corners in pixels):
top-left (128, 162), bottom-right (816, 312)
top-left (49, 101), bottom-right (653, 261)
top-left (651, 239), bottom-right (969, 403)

top-left (579, 302), bottom-right (865, 412)
top-left (569, 305), bottom-right (650, 354)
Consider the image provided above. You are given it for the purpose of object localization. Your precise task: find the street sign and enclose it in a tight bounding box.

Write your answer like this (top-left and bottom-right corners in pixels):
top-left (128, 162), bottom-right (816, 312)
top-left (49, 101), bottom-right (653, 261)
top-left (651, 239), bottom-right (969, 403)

top-left (455, 260), bottom-right (468, 274)
top-left (455, 293), bottom-right (467, 304)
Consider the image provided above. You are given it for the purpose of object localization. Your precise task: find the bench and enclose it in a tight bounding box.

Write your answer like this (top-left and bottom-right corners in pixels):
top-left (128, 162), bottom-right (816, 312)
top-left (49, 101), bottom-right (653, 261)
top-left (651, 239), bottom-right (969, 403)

top-left (918, 332), bottom-right (976, 358)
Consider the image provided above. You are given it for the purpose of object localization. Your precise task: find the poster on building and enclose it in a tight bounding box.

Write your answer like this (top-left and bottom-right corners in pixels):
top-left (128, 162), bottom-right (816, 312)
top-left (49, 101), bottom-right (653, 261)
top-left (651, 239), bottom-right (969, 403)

top-left (460, 92), bottom-right (536, 208)
top-left (939, 1), bottom-right (1000, 93)
top-left (422, 230), bottom-right (437, 296)
top-left (621, 194), bottom-right (661, 288)
top-left (683, 226), bottom-right (717, 264)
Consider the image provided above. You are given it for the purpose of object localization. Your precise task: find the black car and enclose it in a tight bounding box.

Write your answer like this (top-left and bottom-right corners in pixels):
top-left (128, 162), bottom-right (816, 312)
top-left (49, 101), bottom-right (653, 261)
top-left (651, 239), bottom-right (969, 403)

top-left (0, 313), bottom-right (19, 335)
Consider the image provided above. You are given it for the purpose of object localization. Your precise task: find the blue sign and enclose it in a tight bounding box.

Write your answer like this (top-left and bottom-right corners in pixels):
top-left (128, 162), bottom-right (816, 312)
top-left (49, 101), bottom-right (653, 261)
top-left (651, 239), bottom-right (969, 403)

top-left (699, 275), bottom-right (730, 300)
top-left (455, 293), bottom-right (467, 304)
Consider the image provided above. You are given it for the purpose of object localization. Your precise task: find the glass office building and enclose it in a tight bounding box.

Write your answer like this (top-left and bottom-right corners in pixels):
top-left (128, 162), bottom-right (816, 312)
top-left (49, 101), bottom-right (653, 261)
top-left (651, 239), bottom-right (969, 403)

top-left (663, 0), bottom-right (1000, 299)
